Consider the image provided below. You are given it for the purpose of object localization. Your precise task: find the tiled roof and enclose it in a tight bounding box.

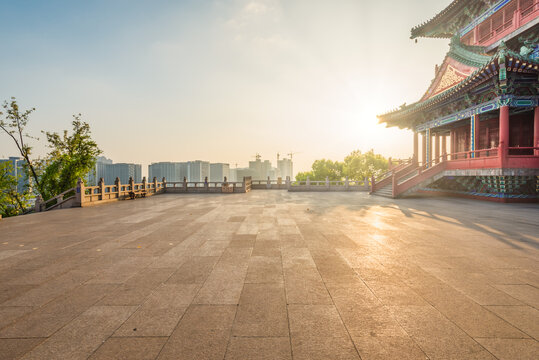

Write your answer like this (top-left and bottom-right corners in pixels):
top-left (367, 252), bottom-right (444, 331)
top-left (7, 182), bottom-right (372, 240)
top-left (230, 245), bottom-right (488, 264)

top-left (378, 42), bottom-right (539, 127)
top-left (410, 0), bottom-right (497, 39)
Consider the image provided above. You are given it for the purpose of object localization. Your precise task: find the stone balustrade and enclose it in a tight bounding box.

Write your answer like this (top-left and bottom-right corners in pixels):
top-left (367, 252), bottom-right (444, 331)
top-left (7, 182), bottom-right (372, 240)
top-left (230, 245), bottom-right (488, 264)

top-left (288, 176), bottom-right (370, 192)
top-left (164, 176), bottom-right (252, 194)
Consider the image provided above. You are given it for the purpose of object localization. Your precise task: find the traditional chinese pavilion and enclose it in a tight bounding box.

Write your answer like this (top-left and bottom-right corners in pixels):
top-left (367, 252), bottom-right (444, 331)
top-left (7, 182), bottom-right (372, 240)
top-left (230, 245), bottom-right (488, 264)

top-left (376, 0), bottom-right (539, 202)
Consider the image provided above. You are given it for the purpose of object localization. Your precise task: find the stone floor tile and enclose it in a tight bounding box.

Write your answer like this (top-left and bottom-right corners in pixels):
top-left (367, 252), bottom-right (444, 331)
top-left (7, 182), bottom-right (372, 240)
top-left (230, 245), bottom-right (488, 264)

top-left (288, 304), bottom-right (348, 338)
top-left (342, 305), bottom-right (409, 337)
top-left (225, 337), bottom-right (292, 360)
top-left (3, 270), bottom-right (95, 307)
top-left (291, 335), bottom-right (360, 360)
top-left (177, 305), bottom-right (237, 330)
top-left (494, 284), bottom-right (539, 308)
top-left (113, 307), bottom-right (187, 337)
top-left (89, 337), bottom-right (167, 360)
top-left (165, 256), bottom-right (219, 284)
top-left (388, 305), bottom-right (494, 359)
top-left (0, 284), bottom-right (36, 305)
top-left (19, 305), bottom-right (137, 360)
top-left (1, 192), bottom-right (538, 359)
top-left (485, 305), bottom-right (539, 339)
top-left (245, 256), bottom-right (283, 283)
top-left (157, 328), bottom-right (230, 360)
top-left (232, 302), bottom-right (288, 336)
top-left (325, 281), bottom-right (380, 309)
top-left (475, 338), bottom-right (539, 360)
top-left (0, 284), bottom-right (117, 338)
top-left (366, 281), bottom-right (428, 306)
top-left (144, 283), bottom-right (201, 308)
top-left (0, 306), bottom-right (34, 330)
top-left (0, 338), bottom-right (45, 360)
top-left (351, 335), bottom-right (428, 360)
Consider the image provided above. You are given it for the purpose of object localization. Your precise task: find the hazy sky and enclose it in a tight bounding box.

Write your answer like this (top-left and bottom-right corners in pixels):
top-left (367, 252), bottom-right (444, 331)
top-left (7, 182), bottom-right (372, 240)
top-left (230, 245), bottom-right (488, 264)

top-left (0, 0), bottom-right (451, 175)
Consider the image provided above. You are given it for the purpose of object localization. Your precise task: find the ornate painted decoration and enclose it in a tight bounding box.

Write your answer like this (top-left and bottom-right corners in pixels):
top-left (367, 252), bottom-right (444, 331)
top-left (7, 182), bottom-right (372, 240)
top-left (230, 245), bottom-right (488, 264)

top-left (415, 95), bottom-right (539, 131)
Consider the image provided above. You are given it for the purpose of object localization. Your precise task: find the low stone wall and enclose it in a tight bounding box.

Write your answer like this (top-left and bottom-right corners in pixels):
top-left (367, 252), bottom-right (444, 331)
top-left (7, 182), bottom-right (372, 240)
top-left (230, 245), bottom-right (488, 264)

top-left (251, 179), bottom-right (289, 190)
top-left (288, 178), bottom-right (370, 192)
top-left (165, 178), bottom-right (251, 194)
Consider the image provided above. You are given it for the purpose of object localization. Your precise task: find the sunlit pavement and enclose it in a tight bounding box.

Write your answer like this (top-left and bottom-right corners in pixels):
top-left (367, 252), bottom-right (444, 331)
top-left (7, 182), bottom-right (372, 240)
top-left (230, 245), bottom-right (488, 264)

top-left (0, 192), bottom-right (538, 360)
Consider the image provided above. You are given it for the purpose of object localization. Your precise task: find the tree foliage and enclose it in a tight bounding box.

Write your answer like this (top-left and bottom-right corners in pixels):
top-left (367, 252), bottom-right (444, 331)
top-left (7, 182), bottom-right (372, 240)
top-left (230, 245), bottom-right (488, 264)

top-left (0, 98), bottom-right (101, 210)
top-left (40, 116), bottom-right (101, 200)
top-left (296, 150), bottom-right (388, 181)
top-left (343, 150), bottom-right (388, 180)
top-left (0, 98), bottom-right (41, 194)
top-left (0, 162), bottom-right (31, 217)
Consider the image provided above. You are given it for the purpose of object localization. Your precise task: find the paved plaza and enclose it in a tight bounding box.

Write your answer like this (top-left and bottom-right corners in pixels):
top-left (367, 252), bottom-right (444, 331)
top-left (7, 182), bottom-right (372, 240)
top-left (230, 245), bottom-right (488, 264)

top-left (0, 191), bottom-right (538, 360)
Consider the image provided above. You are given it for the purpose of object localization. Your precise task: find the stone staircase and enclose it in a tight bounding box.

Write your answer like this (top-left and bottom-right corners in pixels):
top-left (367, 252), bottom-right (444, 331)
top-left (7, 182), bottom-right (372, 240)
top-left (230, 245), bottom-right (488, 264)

top-left (373, 184), bottom-right (393, 198)
top-left (372, 163), bottom-right (446, 198)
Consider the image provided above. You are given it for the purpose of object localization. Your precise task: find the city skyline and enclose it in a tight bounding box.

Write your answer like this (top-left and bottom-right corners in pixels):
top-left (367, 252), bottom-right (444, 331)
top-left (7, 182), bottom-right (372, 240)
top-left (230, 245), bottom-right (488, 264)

top-left (0, 0), bottom-right (451, 173)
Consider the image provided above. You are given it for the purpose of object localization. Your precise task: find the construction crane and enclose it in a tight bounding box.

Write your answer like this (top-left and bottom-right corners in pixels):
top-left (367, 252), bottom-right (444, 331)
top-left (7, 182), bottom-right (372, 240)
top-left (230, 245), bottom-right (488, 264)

top-left (251, 153), bottom-right (261, 161)
top-left (287, 151), bottom-right (301, 161)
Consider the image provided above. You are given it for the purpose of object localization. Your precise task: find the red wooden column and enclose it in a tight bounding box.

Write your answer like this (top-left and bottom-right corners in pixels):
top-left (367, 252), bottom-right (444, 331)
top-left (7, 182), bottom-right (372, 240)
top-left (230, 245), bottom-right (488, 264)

top-left (499, 106), bottom-right (510, 167)
top-left (473, 115), bottom-right (480, 157)
top-left (427, 130), bottom-right (433, 166)
top-left (534, 106), bottom-right (539, 156)
top-left (421, 132), bottom-right (426, 166)
top-left (413, 131), bottom-right (419, 165)
top-left (450, 129), bottom-right (455, 159)
top-left (442, 135), bottom-right (447, 161)
top-left (434, 133), bottom-right (440, 163)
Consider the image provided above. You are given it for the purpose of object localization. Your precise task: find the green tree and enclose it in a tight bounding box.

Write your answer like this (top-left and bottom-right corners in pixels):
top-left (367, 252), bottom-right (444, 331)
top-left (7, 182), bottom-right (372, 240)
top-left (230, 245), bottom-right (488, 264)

top-left (0, 99), bottom-right (42, 193)
top-left (295, 171), bottom-right (313, 181)
top-left (311, 159), bottom-right (343, 180)
top-left (0, 162), bottom-right (31, 217)
top-left (343, 150), bottom-right (388, 180)
top-left (0, 98), bottom-right (101, 205)
top-left (296, 150), bottom-right (389, 182)
top-left (39, 116), bottom-right (102, 200)
top-left (296, 159), bottom-right (343, 181)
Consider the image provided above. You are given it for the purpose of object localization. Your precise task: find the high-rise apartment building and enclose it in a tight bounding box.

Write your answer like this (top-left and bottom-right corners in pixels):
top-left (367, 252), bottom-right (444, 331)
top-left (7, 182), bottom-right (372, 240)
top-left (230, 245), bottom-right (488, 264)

top-left (210, 163), bottom-right (230, 182)
top-left (278, 158), bottom-right (293, 179)
top-left (149, 162), bottom-right (188, 182)
top-left (188, 160), bottom-right (210, 182)
top-left (0, 157), bottom-right (29, 193)
top-left (88, 156), bottom-right (141, 185)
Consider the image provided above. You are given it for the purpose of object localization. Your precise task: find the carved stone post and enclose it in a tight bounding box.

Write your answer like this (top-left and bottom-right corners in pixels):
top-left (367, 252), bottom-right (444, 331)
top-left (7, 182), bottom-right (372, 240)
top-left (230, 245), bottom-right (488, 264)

top-left (267, 176), bottom-right (271, 189)
top-left (162, 177), bottom-right (167, 192)
top-left (364, 177), bottom-right (369, 191)
top-left (34, 194), bottom-right (43, 212)
top-left (129, 177), bottom-right (134, 192)
top-left (115, 177), bottom-right (121, 199)
top-left (286, 176), bottom-right (290, 190)
top-left (392, 173), bottom-right (397, 198)
top-left (306, 176), bottom-right (310, 187)
top-left (142, 176), bottom-right (147, 193)
top-left (183, 176), bottom-right (187, 192)
top-left (345, 176), bottom-right (349, 190)
top-left (99, 177), bottom-right (105, 201)
top-left (76, 177), bottom-right (85, 206)
top-left (152, 177), bottom-right (157, 194)
top-left (204, 176), bottom-right (209, 192)
top-left (370, 175), bottom-right (375, 193)
top-left (325, 176), bottom-right (329, 189)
